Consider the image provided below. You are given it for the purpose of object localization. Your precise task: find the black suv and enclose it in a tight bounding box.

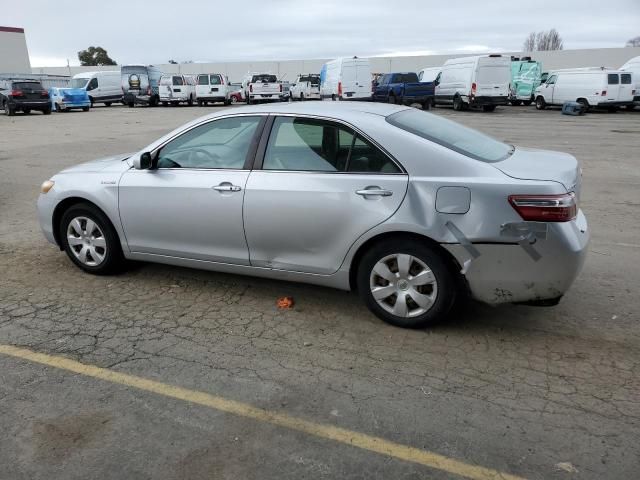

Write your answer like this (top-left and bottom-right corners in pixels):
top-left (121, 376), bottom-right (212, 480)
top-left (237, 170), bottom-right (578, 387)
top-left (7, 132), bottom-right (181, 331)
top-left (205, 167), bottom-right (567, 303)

top-left (0, 80), bottom-right (51, 116)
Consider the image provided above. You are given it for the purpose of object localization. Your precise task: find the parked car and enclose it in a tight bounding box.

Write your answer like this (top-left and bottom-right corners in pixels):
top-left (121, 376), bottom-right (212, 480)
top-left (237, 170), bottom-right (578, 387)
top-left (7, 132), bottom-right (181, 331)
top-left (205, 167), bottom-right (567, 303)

top-left (320, 57), bottom-right (372, 101)
top-left (280, 81), bottom-right (291, 101)
top-left (243, 73), bottom-right (282, 104)
top-left (371, 72), bottom-right (434, 109)
top-left (159, 74), bottom-right (196, 106)
top-left (228, 83), bottom-right (244, 103)
top-left (534, 68), bottom-right (635, 111)
top-left (70, 71), bottom-right (122, 107)
top-left (0, 79), bottom-right (51, 116)
top-left (290, 74), bottom-right (320, 101)
top-left (620, 55), bottom-right (640, 110)
top-left (121, 65), bottom-right (163, 107)
top-left (509, 57), bottom-right (542, 106)
top-left (196, 73), bottom-right (231, 106)
top-left (417, 67), bottom-right (441, 82)
top-left (49, 87), bottom-right (91, 112)
top-left (434, 54), bottom-right (511, 111)
top-left (36, 102), bottom-right (588, 329)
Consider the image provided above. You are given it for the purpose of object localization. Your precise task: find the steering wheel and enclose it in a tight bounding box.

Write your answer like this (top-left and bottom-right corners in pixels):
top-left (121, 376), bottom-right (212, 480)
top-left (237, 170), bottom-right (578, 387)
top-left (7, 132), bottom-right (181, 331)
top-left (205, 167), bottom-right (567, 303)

top-left (187, 148), bottom-right (221, 167)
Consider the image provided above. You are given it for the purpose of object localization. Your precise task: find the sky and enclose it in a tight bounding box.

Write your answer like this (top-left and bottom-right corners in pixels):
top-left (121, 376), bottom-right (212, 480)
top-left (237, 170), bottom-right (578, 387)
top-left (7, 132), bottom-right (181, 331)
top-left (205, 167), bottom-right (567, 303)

top-left (4, 0), bottom-right (640, 67)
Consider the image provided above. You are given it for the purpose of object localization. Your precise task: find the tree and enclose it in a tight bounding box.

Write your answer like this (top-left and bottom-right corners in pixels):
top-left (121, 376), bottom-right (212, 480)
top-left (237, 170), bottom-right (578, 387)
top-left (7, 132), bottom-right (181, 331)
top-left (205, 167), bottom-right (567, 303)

top-left (522, 32), bottom-right (536, 52)
top-left (522, 29), bottom-right (564, 52)
top-left (626, 36), bottom-right (640, 47)
top-left (78, 46), bottom-right (117, 66)
top-left (168, 59), bottom-right (178, 64)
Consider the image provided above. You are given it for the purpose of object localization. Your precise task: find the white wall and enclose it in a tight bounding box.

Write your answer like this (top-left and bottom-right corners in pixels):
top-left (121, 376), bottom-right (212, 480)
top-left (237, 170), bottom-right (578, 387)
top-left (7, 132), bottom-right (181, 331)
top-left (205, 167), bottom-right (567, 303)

top-left (32, 47), bottom-right (640, 83)
top-left (0, 27), bottom-right (31, 74)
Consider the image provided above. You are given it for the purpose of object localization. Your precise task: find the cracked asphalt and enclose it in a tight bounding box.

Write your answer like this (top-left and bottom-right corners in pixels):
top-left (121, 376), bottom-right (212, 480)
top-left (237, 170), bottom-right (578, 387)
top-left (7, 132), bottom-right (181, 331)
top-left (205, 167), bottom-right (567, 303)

top-left (0, 104), bottom-right (639, 479)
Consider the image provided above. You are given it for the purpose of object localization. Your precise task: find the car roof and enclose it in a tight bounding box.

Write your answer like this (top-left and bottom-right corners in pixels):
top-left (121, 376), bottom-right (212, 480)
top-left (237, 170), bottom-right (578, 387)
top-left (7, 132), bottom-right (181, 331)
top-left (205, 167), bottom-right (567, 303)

top-left (208, 102), bottom-right (410, 119)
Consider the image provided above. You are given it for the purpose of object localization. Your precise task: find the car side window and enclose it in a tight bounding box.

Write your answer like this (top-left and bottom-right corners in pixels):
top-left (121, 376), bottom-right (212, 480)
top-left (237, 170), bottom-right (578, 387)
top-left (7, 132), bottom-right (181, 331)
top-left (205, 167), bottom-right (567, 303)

top-left (547, 75), bottom-right (557, 85)
top-left (347, 135), bottom-right (400, 173)
top-left (263, 117), bottom-right (354, 171)
top-left (621, 73), bottom-right (632, 84)
top-left (87, 78), bottom-right (98, 90)
top-left (607, 74), bottom-right (619, 85)
top-left (156, 116), bottom-right (262, 170)
top-left (197, 75), bottom-right (208, 85)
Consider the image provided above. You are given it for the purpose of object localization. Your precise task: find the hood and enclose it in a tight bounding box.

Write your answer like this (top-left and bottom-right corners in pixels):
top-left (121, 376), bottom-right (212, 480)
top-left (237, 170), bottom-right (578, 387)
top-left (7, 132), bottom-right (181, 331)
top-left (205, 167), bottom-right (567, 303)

top-left (59, 153), bottom-right (133, 174)
top-left (493, 147), bottom-right (581, 194)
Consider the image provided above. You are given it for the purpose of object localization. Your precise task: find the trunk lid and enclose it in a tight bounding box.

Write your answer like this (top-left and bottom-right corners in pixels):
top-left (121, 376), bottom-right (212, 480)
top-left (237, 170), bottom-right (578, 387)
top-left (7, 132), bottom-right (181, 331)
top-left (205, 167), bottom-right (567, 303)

top-left (476, 57), bottom-right (511, 97)
top-left (493, 147), bottom-right (581, 196)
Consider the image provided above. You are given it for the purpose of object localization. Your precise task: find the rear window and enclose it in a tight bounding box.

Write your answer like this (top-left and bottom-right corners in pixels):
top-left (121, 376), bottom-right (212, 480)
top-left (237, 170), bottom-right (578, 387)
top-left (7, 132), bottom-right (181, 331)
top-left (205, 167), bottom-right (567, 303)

top-left (300, 75), bottom-right (320, 85)
top-left (621, 73), bottom-right (632, 85)
top-left (393, 73), bottom-right (419, 83)
top-left (159, 76), bottom-right (172, 86)
top-left (210, 75), bottom-right (222, 85)
top-left (172, 76), bottom-right (184, 86)
top-left (252, 75), bottom-right (277, 83)
top-left (386, 109), bottom-right (513, 163)
top-left (13, 81), bottom-right (43, 91)
top-left (608, 74), bottom-right (619, 85)
top-left (197, 75), bottom-right (208, 85)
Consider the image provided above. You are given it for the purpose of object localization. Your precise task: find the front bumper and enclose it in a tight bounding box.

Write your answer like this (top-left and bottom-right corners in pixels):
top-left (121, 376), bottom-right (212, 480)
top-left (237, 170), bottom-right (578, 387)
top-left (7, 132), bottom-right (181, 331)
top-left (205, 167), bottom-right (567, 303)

top-left (37, 192), bottom-right (58, 247)
top-left (443, 210), bottom-right (589, 305)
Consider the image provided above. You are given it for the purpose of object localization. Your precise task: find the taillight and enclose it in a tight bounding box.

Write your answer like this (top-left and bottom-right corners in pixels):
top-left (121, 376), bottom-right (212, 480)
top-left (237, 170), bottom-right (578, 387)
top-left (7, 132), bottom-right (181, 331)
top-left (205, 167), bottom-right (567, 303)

top-left (471, 83), bottom-right (477, 96)
top-left (338, 81), bottom-right (342, 96)
top-left (601, 90), bottom-right (607, 96)
top-left (41, 90), bottom-right (49, 98)
top-left (508, 193), bottom-right (577, 222)
top-left (279, 83), bottom-right (282, 92)
top-left (10, 90), bottom-right (24, 97)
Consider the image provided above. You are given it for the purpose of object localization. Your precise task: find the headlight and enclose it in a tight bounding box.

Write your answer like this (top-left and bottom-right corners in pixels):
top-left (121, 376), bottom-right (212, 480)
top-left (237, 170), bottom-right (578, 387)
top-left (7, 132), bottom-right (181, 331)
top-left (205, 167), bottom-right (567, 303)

top-left (41, 180), bottom-right (55, 193)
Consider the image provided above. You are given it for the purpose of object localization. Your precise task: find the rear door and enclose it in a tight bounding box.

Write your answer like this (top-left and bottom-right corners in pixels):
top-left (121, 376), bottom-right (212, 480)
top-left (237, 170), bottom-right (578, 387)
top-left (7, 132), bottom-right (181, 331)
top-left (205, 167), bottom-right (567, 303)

top-left (606, 73), bottom-right (620, 102)
top-left (243, 115), bottom-right (408, 274)
top-left (196, 74), bottom-right (210, 98)
top-left (476, 57), bottom-right (510, 98)
top-left (618, 73), bottom-right (633, 102)
top-left (159, 75), bottom-right (173, 99)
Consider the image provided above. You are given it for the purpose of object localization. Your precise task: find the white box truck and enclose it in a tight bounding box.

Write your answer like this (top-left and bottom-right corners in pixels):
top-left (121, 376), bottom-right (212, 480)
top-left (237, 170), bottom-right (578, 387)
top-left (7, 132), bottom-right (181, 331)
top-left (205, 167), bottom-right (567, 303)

top-left (320, 57), bottom-right (372, 101)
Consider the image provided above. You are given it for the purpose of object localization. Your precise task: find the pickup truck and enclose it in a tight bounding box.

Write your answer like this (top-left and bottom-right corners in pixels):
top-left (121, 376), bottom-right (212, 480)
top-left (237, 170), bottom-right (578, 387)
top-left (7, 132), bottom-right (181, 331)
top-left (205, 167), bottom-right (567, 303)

top-left (371, 72), bottom-right (434, 109)
top-left (244, 74), bottom-right (282, 104)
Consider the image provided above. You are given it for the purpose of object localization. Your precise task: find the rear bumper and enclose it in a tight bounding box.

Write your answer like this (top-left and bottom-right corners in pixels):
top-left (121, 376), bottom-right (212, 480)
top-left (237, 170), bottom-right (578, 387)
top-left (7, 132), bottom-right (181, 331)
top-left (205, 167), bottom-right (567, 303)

top-left (470, 95), bottom-right (509, 106)
top-left (8, 100), bottom-right (50, 110)
top-left (123, 93), bottom-right (151, 104)
top-left (198, 96), bottom-right (227, 102)
top-left (443, 210), bottom-right (589, 305)
top-left (58, 101), bottom-right (91, 109)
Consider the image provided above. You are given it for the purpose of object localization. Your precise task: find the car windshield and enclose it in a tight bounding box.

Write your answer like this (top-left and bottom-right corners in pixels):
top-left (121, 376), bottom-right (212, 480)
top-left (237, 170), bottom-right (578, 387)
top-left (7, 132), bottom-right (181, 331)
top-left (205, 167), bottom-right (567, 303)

top-left (387, 109), bottom-right (513, 162)
top-left (70, 78), bottom-right (89, 88)
top-left (252, 75), bottom-right (277, 83)
top-left (300, 75), bottom-right (320, 85)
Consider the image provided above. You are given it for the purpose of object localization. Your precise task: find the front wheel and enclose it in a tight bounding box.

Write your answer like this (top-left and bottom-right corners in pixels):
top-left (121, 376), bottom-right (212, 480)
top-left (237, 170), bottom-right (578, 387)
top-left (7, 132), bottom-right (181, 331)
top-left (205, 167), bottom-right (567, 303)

top-left (59, 203), bottom-right (125, 275)
top-left (357, 240), bottom-right (458, 328)
top-left (82, 107), bottom-right (90, 112)
top-left (535, 96), bottom-right (546, 110)
top-left (43, 107), bottom-right (52, 115)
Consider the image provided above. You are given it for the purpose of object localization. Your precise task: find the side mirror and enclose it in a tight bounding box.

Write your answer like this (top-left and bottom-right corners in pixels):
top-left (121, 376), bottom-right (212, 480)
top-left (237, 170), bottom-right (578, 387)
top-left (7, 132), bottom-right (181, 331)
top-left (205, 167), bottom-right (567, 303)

top-left (134, 152), bottom-right (152, 170)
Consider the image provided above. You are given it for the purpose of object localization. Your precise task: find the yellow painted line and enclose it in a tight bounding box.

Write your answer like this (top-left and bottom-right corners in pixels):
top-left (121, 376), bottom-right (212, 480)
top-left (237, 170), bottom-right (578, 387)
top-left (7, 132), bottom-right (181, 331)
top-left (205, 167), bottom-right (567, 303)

top-left (0, 344), bottom-right (525, 480)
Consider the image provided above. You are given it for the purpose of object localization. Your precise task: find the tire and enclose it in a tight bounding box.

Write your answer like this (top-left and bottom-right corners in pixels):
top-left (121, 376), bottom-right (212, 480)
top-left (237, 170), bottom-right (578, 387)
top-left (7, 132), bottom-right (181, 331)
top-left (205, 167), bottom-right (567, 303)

top-left (331, 94), bottom-right (336, 101)
top-left (511, 100), bottom-right (522, 106)
top-left (482, 105), bottom-right (496, 112)
top-left (89, 97), bottom-right (94, 108)
top-left (300, 93), bottom-right (304, 101)
top-left (187, 95), bottom-right (194, 107)
top-left (149, 96), bottom-right (159, 107)
top-left (231, 96), bottom-right (238, 104)
top-left (4, 102), bottom-right (15, 116)
top-left (452, 95), bottom-right (463, 111)
top-left (104, 102), bottom-right (112, 107)
top-left (422, 100), bottom-right (431, 110)
top-left (56, 103), bottom-right (64, 112)
top-left (43, 107), bottom-right (52, 115)
top-left (357, 240), bottom-right (458, 328)
top-left (82, 107), bottom-right (90, 112)
top-left (23, 108), bottom-right (31, 114)
top-left (59, 203), bottom-right (125, 275)
top-left (522, 100), bottom-right (532, 106)
top-left (387, 94), bottom-right (396, 104)
top-left (576, 98), bottom-right (589, 113)
top-left (162, 102), bottom-right (168, 107)
top-left (624, 104), bottom-right (636, 111)
top-left (197, 99), bottom-right (203, 107)
top-left (128, 102), bottom-right (135, 108)
top-left (535, 96), bottom-right (546, 110)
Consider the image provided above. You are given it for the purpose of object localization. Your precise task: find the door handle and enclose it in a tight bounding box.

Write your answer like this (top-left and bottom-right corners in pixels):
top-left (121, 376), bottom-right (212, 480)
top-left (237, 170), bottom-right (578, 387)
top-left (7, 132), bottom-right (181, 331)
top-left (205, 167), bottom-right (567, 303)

top-left (213, 183), bottom-right (242, 192)
top-left (356, 188), bottom-right (393, 197)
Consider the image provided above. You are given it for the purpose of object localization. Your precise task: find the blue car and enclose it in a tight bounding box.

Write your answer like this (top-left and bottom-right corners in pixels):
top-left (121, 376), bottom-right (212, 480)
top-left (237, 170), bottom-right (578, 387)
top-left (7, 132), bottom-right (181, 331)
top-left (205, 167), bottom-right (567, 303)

top-left (49, 87), bottom-right (91, 112)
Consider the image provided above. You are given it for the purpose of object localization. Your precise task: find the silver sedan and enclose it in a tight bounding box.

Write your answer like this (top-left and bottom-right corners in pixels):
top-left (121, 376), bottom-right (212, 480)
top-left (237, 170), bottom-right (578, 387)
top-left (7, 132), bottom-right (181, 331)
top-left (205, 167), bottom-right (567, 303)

top-left (37, 102), bottom-right (589, 328)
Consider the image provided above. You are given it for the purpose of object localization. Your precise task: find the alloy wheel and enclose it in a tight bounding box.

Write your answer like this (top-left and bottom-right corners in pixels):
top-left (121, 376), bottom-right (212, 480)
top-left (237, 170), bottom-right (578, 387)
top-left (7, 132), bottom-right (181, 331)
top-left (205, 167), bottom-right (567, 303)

top-left (66, 216), bottom-right (107, 267)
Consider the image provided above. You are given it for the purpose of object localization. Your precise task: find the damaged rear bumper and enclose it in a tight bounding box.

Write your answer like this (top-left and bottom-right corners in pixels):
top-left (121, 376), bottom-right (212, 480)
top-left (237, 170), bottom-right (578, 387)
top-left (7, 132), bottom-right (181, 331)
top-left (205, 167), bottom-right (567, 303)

top-left (443, 210), bottom-right (589, 305)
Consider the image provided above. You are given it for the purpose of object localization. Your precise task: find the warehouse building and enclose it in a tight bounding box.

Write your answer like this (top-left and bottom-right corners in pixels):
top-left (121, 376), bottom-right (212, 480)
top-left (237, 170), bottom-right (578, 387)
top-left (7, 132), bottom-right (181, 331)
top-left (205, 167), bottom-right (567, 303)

top-left (0, 26), bottom-right (31, 74)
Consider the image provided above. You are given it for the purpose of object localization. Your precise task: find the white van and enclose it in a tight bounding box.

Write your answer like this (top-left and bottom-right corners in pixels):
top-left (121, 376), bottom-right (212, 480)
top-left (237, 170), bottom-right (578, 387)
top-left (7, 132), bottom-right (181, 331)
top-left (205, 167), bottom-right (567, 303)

top-left (620, 56), bottom-right (640, 109)
top-left (195, 73), bottom-right (230, 106)
top-left (70, 71), bottom-right (122, 106)
top-left (320, 57), bottom-right (372, 101)
top-left (534, 68), bottom-right (635, 111)
top-left (417, 67), bottom-right (441, 82)
top-left (159, 74), bottom-right (196, 106)
top-left (434, 54), bottom-right (510, 111)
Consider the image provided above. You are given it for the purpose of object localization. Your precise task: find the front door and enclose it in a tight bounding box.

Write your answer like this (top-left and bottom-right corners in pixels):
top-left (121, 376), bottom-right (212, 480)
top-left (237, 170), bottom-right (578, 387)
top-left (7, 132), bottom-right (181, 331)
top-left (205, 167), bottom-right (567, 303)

top-left (544, 74), bottom-right (557, 103)
top-left (119, 115), bottom-right (265, 264)
top-left (243, 115), bottom-right (408, 275)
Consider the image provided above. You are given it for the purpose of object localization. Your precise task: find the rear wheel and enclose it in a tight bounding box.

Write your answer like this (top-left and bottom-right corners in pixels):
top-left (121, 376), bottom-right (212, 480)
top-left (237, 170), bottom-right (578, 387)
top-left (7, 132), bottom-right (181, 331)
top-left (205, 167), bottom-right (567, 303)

top-left (576, 98), bottom-right (589, 113)
top-left (300, 93), bottom-right (304, 101)
top-left (43, 107), bottom-right (52, 115)
top-left (357, 240), bottom-right (458, 328)
top-left (4, 102), bottom-right (15, 116)
top-left (197, 99), bottom-right (203, 107)
top-left (82, 107), bottom-right (90, 112)
top-left (231, 96), bottom-right (238, 104)
top-left (452, 95), bottom-right (463, 111)
top-left (104, 102), bottom-right (112, 107)
top-left (482, 105), bottom-right (496, 112)
top-left (522, 100), bottom-right (532, 106)
top-left (162, 101), bottom-right (168, 107)
top-left (535, 96), bottom-right (546, 110)
top-left (23, 108), bottom-right (31, 114)
top-left (387, 94), bottom-right (396, 104)
top-left (59, 203), bottom-right (125, 275)
top-left (187, 95), bottom-right (194, 107)
top-left (128, 102), bottom-right (135, 108)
